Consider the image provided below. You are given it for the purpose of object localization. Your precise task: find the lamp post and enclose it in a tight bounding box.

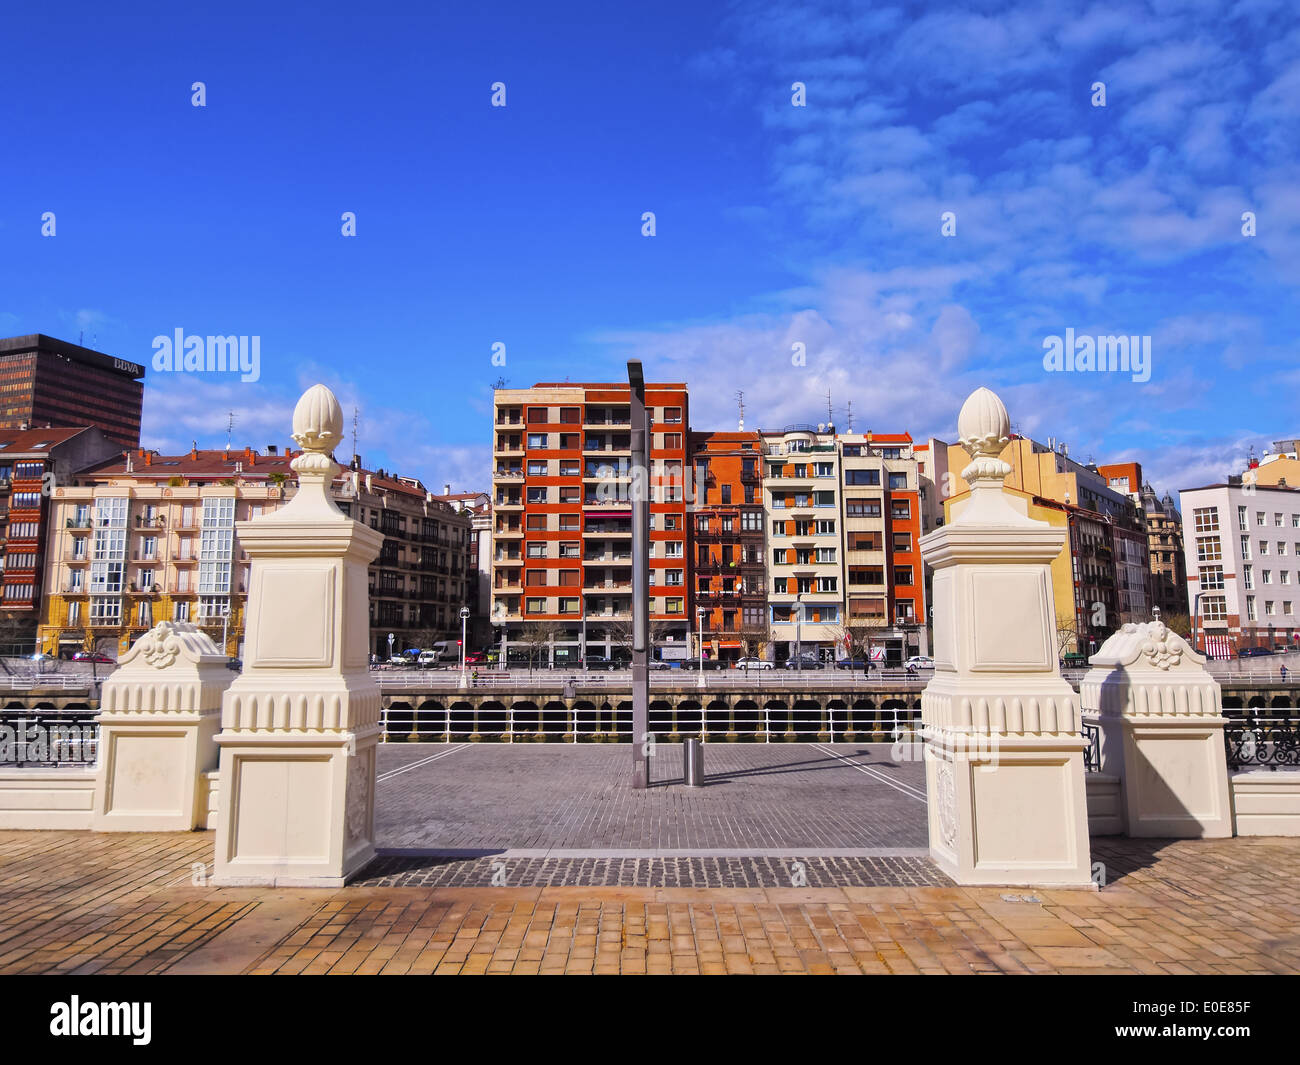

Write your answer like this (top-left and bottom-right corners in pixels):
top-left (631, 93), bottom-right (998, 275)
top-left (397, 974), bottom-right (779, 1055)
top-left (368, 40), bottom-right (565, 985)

top-left (458, 605), bottom-right (470, 689)
top-left (222, 602), bottom-right (232, 659)
top-left (696, 606), bottom-right (706, 690)
top-left (387, 631), bottom-right (394, 664)
top-left (1191, 592), bottom-right (1203, 657)
top-left (628, 359), bottom-right (650, 788)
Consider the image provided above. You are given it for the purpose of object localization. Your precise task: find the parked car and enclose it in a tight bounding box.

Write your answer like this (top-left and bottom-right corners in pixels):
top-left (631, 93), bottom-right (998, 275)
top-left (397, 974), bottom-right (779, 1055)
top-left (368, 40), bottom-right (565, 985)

top-left (226, 657), bottom-right (242, 671)
top-left (784, 652), bottom-right (824, 670)
top-left (905, 655), bottom-right (934, 672)
top-left (584, 654), bottom-right (631, 671)
top-left (680, 658), bottom-right (724, 670)
top-left (73, 651), bottom-right (116, 664)
top-left (464, 651), bottom-right (489, 666)
top-left (734, 657), bottom-right (773, 670)
top-left (648, 660), bottom-right (673, 670)
top-left (1238, 646), bottom-right (1275, 658)
top-left (834, 656), bottom-right (874, 671)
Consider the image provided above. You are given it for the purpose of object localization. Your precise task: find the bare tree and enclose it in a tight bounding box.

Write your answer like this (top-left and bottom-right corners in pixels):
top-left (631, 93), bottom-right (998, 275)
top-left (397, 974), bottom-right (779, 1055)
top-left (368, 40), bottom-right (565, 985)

top-left (1055, 618), bottom-right (1079, 658)
top-left (1162, 613), bottom-right (1192, 639)
top-left (517, 620), bottom-right (564, 669)
top-left (736, 616), bottom-right (772, 664)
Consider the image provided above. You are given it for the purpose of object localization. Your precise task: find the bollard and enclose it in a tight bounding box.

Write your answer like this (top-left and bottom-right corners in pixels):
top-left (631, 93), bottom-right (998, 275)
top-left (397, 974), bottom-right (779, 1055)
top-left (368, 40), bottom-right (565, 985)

top-left (684, 738), bottom-right (704, 786)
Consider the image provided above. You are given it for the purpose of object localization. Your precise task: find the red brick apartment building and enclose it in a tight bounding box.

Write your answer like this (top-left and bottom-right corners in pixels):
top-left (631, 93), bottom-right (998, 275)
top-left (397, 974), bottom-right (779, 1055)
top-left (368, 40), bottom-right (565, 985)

top-left (491, 382), bottom-right (691, 665)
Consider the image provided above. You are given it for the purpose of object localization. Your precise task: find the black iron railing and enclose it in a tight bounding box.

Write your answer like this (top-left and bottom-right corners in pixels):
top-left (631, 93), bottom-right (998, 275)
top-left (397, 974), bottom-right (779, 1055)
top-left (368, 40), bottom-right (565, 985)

top-left (1225, 711), bottom-right (1300, 771)
top-left (1081, 721), bottom-right (1101, 771)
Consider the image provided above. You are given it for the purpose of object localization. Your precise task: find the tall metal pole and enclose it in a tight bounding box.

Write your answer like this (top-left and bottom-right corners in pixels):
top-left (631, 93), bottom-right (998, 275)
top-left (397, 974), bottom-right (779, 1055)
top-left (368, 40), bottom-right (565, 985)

top-left (697, 606), bottom-right (705, 690)
top-left (629, 361), bottom-right (649, 789)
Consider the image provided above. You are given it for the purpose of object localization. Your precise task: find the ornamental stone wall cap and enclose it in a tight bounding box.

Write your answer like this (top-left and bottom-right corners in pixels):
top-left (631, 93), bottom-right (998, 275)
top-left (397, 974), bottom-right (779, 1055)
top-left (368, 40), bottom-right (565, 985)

top-left (957, 387), bottom-right (1011, 463)
top-left (114, 620), bottom-right (227, 672)
top-left (1088, 621), bottom-right (1203, 673)
top-left (292, 383), bottom-right (344, 455)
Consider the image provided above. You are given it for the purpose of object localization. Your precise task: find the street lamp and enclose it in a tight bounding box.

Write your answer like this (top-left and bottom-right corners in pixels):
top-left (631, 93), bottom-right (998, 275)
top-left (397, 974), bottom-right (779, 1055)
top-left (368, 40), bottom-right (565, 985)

top-left (387, 631), bottom-right (394, 664)
top-left (458, 605), bottom-right (470, 689)
top-left (222, 602), bottom-right (232, 659)
top-left (696, 606), bottom-right (706, 689)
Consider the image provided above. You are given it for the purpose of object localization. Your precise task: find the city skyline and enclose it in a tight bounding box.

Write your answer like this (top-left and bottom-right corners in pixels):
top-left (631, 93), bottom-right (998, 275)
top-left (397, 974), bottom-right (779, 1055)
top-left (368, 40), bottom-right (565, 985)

top-left (3, 1), bottom-right (1296, 504)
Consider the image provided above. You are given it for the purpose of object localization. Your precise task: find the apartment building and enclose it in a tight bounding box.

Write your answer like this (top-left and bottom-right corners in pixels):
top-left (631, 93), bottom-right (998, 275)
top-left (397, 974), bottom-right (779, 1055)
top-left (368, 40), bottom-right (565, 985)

top-left (944, 436), bottom-right (1151, 653)
top-left (335, 461), bottom-right (475, 657)
top-left (837, 432), bottom-right (927, 663)
top-left (38, 447), bottom-right (472, 659)
top-left (436, 490), bottom-right (492, 648)
top-left (688, 430), bottom-right (766, 664)
top-left (1178, 481), bottom-right (1300, 657)
top-left (1141, 483), bottom-right (1186, 620)
top-left (491, 382), bottom-right (691, 665)
top-left (0, 426), bottom-right (121, 649)
top-left (761, 424), bottom-right (843, 661)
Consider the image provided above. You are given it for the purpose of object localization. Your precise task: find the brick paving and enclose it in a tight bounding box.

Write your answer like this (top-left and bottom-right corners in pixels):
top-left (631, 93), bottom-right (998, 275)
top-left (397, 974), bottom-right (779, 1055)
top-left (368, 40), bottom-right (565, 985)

top-left (375, 742), bottom-right (929, 850)
top-left (2, 830), bottom-right (1299, 974)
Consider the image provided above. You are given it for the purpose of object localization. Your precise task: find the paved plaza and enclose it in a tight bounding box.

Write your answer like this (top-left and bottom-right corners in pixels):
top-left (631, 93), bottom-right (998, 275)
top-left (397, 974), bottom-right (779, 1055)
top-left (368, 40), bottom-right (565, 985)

top-left (1, 830), bottom-right (1298, 974)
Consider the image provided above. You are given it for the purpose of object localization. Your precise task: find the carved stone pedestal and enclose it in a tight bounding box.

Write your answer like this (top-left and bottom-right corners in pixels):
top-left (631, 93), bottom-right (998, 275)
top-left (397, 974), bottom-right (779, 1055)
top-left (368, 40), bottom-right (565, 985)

top-left (920, 388), bottom-right (1093, 887)
top-left (1081, 622), bottom-right (1232, 838)
top-left (212, 384), bottom-right (383, 886)
top-left (93, 621), bottom-right (230, 832)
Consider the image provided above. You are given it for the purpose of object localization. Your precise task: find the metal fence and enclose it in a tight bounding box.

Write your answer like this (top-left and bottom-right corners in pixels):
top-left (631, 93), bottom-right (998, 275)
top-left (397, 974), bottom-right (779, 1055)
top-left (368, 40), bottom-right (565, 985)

top-left (1225, 711), bottom-right (1300, 771)
top-left (375, 668), bottom-right (933, 692)
top-left (0, 675), bottom-right (95, 692)
top-left (379, 702), bottom-right (923, 744)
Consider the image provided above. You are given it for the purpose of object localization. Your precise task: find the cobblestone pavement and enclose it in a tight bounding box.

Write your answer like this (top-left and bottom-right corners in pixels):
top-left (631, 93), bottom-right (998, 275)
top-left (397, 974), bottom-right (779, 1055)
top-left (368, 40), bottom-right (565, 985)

top-left (2, 830), bottom-right (1298, 974)
top-left (374, 742), bottom-right (929, 850)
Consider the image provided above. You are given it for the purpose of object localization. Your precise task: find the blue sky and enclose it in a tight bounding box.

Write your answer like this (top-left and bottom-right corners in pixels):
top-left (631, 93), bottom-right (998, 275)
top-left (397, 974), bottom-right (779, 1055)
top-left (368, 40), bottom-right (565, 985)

top-left (2, 0), bottom-right (1296, 499)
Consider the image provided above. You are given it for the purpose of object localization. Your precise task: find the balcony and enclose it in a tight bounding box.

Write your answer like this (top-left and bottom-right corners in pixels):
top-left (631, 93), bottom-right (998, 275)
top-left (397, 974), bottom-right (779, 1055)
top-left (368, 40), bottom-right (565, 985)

top-left (135, 515), bottom-right (166, 528)
top-left (582, 526), bottom-right (632, 538)
top-left (66, 518), bottom-right (93, 531)
top-left (495, 499), bottom-right (524, 511)
top-left (583, 552), bottom-right (632, 563)
top-left (493, 468), bottom-right (524, 480)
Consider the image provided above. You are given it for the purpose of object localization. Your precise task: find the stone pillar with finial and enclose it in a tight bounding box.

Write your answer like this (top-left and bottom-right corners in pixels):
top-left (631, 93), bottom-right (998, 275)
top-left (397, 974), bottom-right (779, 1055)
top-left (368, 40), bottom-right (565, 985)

top-left (919, 387), bottom-right (1093, 886)
top-left (212, 384), bottom-right (384, 886)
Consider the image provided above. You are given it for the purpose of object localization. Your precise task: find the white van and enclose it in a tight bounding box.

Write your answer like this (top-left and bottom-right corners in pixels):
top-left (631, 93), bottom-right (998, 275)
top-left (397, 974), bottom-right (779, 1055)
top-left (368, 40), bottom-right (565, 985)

top-left (419, 642), bottom-right (460, 668)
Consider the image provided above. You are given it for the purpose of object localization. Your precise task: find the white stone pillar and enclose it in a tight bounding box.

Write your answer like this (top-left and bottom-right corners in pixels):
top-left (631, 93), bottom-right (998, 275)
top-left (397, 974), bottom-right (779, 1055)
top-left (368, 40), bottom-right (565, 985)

top-left (93, 621), bottom-right (231, 832)
top-left (212, 384), bottom-right (384, 886)
top-left (1080, 622), bottom-right (1232, 838)
top-left (920, 388), bottom-right (1093, 886)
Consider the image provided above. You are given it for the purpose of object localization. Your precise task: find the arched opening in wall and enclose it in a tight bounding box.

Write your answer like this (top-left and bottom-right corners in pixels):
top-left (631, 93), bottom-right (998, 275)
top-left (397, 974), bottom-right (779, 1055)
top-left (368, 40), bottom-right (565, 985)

top-left (649, 699), bottom-right (673, 738)
top-left (764, 699), bottom-right (788, 737)
top-left (792, 698), bottom-right (823, 737)
top-left (572, 700), bottom-right (597, 737)
top-left (478, 700), bottom-right (508, 740)
top-left (879, 698), bottom-right (909, 740)
top-left (509, 701), bottom-right (538, 738)
top-left (62, 702), bottom-right (92, 711)
top-left (611, 700), bottom-right (632, 739)
top-left (677, 700), bottom-right (702, 738)
top-left (706, 699), bottom-right (731, 736)
top-left (1222, 695), bottom-right (1244, 710)
top-left (849, 698), bottom-right (876, 737)
top-left (4, 701), bottom-right (25, 710)
top-left (1270, 695), bottom-right (1293, 709)
top-left (416, 699), bottom-right (446, 740)
top-left (1248, 695), bottom-right (1267, 710)
top-left (541, 700), bottom-right (569, 737)
top-left (449, 700), bottom-right (476, 737)
top-left (826, 698), bottom-right (848, 739)
top-left (385, 700), bottom-right (414, 741)
top-left (733, 698), bottom-right (760, 740)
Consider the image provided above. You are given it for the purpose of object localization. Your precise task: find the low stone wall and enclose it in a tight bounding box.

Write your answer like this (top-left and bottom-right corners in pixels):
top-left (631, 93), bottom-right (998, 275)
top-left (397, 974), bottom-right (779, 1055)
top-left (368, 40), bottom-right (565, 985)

top-left (1230, 771), bottom-right (1300, 836)
top-left (200, 769), bottom-right (220, 830)
top-left (1085, 773), bottom-right (1124, 836)
top-left (0, 768), bottom-right (96, 829)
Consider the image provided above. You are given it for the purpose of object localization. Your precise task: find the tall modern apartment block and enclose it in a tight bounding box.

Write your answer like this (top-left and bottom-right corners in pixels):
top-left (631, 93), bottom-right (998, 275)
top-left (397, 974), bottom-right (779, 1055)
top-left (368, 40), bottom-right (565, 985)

top-left (491, 382), bottom-right (691, 665)
top-left (0, 335), bottom-right (146, 449)
top-left (1178, 480), bottom-right (1300, 656)
top-left (760, 426), bottom-right (927, 664)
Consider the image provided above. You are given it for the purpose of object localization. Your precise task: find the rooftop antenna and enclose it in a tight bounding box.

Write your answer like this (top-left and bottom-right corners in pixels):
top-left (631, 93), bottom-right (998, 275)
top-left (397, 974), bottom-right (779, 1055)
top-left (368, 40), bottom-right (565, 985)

top-left (826, 389), bottom-right (833, 428)
top-left (226, 411), bottom-right (236, 451)
top-left (846, 400), bottom-right (854, 434)
top-left (351, 406), bottom-right (359, 462)
top-left (736, 390), bottom-right (745, 432)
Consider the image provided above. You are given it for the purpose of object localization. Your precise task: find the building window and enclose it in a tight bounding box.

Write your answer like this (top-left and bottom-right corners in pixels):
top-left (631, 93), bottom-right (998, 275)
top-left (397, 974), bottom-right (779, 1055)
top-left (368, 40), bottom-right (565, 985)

top-left (525, 597), bottom-right (545, 614)
top-left (1196, 537), bottom-right (1222, 563)
top-left (1193, 507), bottom-right (1219, 533)
top-left (845, 469), bottom-right (879, 486)
top-left (665, 597), bottom-right (683, 613)
top-left (1199, 566), bottom-right (1224, 590)
top-left (894, 566), bottom-right (914, 586)
top-left (1201, 595), bottom-right (1226, 621)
